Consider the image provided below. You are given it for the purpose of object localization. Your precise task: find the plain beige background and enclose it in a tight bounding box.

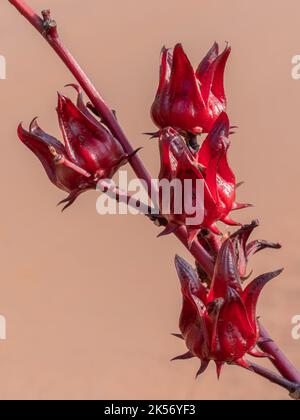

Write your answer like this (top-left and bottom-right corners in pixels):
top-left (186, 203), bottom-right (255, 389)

top-left (0, 0), bottom-right (300, 400)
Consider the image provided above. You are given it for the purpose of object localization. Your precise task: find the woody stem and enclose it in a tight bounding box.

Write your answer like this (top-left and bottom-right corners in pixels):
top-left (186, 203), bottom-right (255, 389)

top-left (258, 323), bottom-right (300, 384)
top-left (245, 361), bottom-right (300, 399)
top-left (9, 0), bottom-right (300, 393)
top-left (8, 0), bottom-right (214, 277)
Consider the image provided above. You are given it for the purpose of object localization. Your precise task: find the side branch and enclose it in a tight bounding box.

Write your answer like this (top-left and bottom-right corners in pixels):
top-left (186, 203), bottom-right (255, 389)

top-left (259, 323), bottom-right (300, 384)
top-left (245, 361), bottom-right (300, 399)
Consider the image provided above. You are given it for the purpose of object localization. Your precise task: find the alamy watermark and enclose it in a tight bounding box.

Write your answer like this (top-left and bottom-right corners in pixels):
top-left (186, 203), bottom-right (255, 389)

top-left (96, 171), bottom-right (205, 226)
top-left (0, 315), bottom-right (6, 341)
top-left (292, 55), bottom-right (300, 80)
top-left (292, 315), bottom-right (300, 340)
top-left (0, 55), bottom-right (6, 80)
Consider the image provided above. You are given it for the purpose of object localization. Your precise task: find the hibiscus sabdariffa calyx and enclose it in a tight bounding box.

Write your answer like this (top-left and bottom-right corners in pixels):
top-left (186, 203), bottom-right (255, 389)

top-left (18, 86), bottom-right (133, 210)
top-left (173, 223), bottom-right (283, 378)
top-left (151, 43), bottom-right (231, 135)
top-left (157, 113), bottom-right (250, 245)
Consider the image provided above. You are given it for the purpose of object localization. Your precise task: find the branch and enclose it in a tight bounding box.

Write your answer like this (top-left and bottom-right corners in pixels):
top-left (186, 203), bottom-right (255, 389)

top-left (9, 1), bottom-right (152, 189)
top-left (245, 361), bottom-right (300, 400)
top-left (258, 323), bottom-right (300, 384)
top-left (98, 179), bottom-right (155, 215)
top-left (9, 0), bottom-right (214, 276)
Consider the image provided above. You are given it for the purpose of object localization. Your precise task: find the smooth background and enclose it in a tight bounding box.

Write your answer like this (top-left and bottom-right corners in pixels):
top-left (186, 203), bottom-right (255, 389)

top-left (0, 0), bottom-right (300, 400)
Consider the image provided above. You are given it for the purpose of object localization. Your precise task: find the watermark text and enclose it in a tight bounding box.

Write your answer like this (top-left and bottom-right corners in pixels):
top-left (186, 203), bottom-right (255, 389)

top-left (291, 55), bottom-right (300, 80)
top-left (292, 315), bottom-right (300, 340)
top-left (0, 55), bottom-right (6, 80)
top-left (0, 315), bottom-right (6, 340)
top-left (95, 172), bottom-right (205, 226)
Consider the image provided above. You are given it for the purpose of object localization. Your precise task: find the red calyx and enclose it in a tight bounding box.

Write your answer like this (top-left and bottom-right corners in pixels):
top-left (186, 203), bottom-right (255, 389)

top-left (157, 113), bottom-right (247, 245)
top-left (151, 43), bottom-right (231, 134)
top-left (18, 86), bottom-right (129, 210)
top-left (173, 225), bottom-right (283, 378)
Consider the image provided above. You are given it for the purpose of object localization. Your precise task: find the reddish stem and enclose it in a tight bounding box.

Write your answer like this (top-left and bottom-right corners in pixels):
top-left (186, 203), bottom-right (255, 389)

top-left (9, 0), bottom-right (300, 396)
top-left (259, 324), bottom-right (300, 384)
top-left (9, 1), bottom-right (152, 189)
top-left (245, 361), bottom-right (300, 399)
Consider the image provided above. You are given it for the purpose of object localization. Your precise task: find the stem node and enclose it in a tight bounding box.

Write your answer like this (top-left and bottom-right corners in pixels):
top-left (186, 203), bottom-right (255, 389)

top-left (41, 9), bottom-right (57, 38)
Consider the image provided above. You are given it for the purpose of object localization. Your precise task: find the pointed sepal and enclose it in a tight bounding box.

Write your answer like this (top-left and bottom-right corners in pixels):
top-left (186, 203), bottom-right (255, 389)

top-left (247, 347), bottom-right (274, 360)
top-left (157, 223), bottom-right (179, 238)
top-left (215, 361), bottom-right (224, 379)
top-left (175, 255), bottom-right (208, 303)
top-left (172, 333), bottom-right (184, 340)
top-left (171, 351), bottom-right (195, 361)
top-left (232, 358), bottom-right (252, 371)
top-left (243, 269), bottom-right (284, 326)
top-left (195, 360), bottom-right (210, 378)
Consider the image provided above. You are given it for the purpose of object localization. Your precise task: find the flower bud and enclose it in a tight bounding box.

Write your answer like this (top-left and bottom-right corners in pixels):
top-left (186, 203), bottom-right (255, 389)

top-left (173, 227), bottom-right (283, 378)
top-left (151, 43), bottom-right (231, 134)
top-left (18, 87), bottom-right (129, 209)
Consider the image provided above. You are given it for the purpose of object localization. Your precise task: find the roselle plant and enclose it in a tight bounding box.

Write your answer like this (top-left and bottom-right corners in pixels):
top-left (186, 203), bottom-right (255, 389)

top-left (9, 0), bottom-right (300, 400)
